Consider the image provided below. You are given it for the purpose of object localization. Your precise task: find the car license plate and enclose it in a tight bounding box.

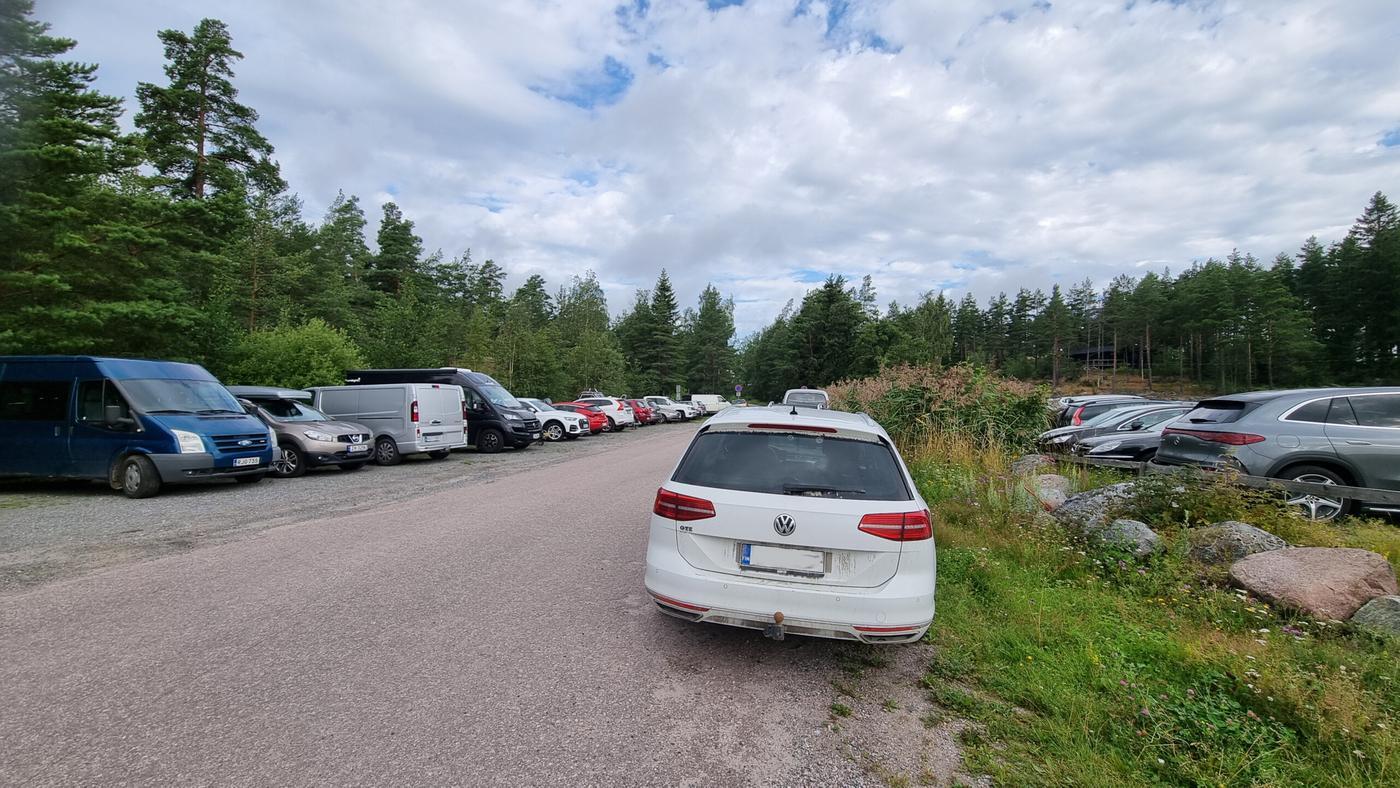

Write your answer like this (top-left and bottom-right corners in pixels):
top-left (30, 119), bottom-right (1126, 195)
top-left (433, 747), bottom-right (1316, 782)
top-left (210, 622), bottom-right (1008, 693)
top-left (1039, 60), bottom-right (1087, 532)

top-left (424, 434), bottom-right (438, 443)
top-left (347, 444), bottom-right (368, 453)
top-left (740, 543), bottom-right (825, 574)
top-left (234, 456), bottom-right (260, 467)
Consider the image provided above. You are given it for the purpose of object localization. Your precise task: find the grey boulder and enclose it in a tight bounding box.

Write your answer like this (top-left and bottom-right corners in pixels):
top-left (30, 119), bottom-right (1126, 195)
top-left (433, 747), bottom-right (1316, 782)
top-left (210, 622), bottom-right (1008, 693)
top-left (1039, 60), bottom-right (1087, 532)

top-left (1229, 548), bottom-right (1399, 621)
top-left (1094, 518), bottom-right (1164, 559)
top-left (1350, 596), bottom-right (1400, 640)
top-left (1010, 454), bottom-right (1055, 476)
top-left (1026, 474), bottom-right (1071, 512)
top-left (1054, 481), bottom-right (1138, 533)
top-left (1188, 521), bottom-right (1287, 565)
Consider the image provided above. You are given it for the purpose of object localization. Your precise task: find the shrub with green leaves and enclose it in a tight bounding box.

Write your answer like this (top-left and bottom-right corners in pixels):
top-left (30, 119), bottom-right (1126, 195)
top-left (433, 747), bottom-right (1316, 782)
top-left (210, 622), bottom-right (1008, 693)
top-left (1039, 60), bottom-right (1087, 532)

top-left (225, 318), bottom-right (365, 389)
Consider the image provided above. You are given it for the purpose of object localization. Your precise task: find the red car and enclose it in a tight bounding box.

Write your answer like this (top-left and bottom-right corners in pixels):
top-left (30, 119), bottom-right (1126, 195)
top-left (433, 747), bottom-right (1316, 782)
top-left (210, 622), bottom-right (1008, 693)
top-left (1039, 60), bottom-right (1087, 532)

top-left (625, 399), bottom-right (656, 425)
top-left (551, 402), bottom-right (608, 434)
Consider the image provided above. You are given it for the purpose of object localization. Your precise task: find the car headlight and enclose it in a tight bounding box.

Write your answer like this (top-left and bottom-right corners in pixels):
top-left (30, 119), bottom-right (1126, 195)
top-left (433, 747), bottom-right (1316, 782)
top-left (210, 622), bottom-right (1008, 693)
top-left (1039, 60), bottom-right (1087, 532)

top-left (172, 429), bottom-right (205, 454)
top-left (1091, 441), bottom-right (1121, 454)
top-left (505, 413), bottom-right (522, 421)
top-left (1050, 434), bottom-right (1074, 444)
top-left (303, 429), bottom-right (333, 442)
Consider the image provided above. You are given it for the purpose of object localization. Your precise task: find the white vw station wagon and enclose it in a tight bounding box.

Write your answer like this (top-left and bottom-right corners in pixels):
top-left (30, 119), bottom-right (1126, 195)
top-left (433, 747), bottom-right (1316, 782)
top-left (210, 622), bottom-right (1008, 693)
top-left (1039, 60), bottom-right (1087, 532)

top-left (644, 405), bottom-right (936, 643)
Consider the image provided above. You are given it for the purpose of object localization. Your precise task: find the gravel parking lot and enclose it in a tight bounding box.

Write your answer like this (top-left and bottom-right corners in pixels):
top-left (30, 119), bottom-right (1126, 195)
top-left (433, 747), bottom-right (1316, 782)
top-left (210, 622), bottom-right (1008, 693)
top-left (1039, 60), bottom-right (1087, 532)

top-left (0, 423), bottom-right (688, 592)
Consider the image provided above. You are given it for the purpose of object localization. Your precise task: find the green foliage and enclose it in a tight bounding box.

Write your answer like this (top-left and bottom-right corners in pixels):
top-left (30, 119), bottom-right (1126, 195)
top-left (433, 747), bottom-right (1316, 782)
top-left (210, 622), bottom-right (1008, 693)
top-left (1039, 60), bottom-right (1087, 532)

top-left (226, 319), bottom-right (364, 389)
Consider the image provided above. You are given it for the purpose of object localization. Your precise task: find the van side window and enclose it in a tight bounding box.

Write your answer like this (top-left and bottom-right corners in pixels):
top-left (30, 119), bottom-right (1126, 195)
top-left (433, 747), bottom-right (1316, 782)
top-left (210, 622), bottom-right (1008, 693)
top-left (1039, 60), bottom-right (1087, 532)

top-left (76, 380), bottom-right (133, 425)
top-left (1347, 394), bottom-right (1400, 428)
top-left (0, 380), bottom-right (70, 421)
top-left (463, 389), bottom-right (484, 409)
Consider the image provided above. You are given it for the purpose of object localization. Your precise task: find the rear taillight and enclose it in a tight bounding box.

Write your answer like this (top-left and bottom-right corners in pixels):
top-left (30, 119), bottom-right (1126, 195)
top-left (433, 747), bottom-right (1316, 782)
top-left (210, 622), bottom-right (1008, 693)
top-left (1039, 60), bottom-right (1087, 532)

top-left (649, 592), bottom-right (709, 612)
top-left (1071, 406), bottom-right (1086, 426)
top-left (858, 510), bottom-right (933, 541)
top-left (617, 402), bottom-right (625, 411)
top-left (1162, 427), bottom-right (1265, 446)
top-left (411, 400), bottom-right (419, 422)
top-left (653, 488), bottom-right (716, 521)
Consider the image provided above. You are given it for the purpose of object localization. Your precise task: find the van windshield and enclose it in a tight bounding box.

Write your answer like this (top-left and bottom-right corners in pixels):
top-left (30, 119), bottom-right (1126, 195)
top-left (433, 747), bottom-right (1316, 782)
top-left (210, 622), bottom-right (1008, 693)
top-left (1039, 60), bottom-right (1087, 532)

top-left (480, 383), bottom-right (523, 409)
top-left (785, 392), bottom-right (827, 408)
top-left (122, 379), bottom-right (243, 415)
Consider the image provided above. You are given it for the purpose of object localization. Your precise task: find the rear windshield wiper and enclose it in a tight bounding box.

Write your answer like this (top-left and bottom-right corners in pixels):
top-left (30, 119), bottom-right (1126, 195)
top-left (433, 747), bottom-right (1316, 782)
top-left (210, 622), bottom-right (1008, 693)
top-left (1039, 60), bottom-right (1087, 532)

top-left (783, 483), bottom-right (865, 496)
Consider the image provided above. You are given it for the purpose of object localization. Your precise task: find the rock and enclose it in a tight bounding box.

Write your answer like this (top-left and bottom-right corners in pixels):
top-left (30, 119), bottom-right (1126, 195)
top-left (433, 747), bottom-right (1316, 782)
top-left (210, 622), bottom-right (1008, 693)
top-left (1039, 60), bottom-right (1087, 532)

top-left (1010, 454), bottom-right (1055, 476)
top-left (1229, 548), bottom-right (1400, 621)
top-left (1188, 521), bottom-right (1287, 565)
top-left (1093, 518), bottom-right (1163, 558)
top-left (1351, 596), bottom-right (1400, 640)
top-left (1054, 481), bottom-right (1138, 533)
top-left (1026, 474), bottom-right (1071, 511)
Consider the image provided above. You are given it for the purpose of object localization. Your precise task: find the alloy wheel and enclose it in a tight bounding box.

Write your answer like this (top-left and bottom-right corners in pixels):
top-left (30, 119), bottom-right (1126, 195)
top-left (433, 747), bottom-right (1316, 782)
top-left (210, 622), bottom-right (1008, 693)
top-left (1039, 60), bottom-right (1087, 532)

top-left (1286, 474), bottom-right (1345, 521)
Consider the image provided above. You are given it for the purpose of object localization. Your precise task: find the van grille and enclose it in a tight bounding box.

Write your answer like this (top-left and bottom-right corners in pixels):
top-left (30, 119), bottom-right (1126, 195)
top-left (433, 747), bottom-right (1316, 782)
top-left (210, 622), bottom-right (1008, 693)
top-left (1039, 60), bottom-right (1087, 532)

top-left (210, 433), bottom-right (270, 453)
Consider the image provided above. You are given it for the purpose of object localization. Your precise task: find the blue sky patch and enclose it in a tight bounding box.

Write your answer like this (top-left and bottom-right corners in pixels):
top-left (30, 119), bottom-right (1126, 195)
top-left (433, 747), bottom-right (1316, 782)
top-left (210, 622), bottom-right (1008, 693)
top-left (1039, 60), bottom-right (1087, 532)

top-left (1381, 127), bottom-right (1400, 148)
top-left (792, 268), bottom-right (829, 283)
top-left (530, 56), bottom-right (634, 110)
top-left (466, 194), bottom-right (509, 213)
top-left (566, 170), bottom-right (599, 188)
top-left (707, 0), bottom-right (745, 10)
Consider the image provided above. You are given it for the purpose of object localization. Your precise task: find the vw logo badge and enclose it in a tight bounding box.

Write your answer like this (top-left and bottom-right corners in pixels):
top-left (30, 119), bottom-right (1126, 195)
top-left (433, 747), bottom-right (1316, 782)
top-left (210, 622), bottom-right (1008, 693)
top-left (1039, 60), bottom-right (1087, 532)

top-left (773, 513), bottom-right (796, 536)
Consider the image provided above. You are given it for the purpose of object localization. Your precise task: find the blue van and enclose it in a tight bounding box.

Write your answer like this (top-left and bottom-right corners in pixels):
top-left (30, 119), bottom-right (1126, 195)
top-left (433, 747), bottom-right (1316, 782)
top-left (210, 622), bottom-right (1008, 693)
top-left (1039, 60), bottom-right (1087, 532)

top-left (0, 356), bottom-right (275, 498)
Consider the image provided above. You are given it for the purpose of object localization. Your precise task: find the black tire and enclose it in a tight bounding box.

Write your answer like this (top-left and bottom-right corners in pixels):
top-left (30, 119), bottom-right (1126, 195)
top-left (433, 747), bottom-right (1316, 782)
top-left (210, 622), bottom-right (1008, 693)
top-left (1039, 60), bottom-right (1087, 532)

top-left (341, 462), bottom-right (367, 471)
top-left (428, 449), bottom-right (451, 459)
top-left (477, 427), bottom-right (505, 453)
top-left (235, 473), bottom-right (265, 485)
top-left (1278, 464), bottom-right (1353, 521)
top-left (375, 436), bottom-right (402, 466)
top-left (603, 417), bottom-right (615, 433)
top-left (272, 444), bottom-right (307, 478)
top-left (119, 455), bottom-right (161, 499)
top-left (659, 412), bottom-right (670, 423)
top-left (543, 421), bottom-right (565, 442)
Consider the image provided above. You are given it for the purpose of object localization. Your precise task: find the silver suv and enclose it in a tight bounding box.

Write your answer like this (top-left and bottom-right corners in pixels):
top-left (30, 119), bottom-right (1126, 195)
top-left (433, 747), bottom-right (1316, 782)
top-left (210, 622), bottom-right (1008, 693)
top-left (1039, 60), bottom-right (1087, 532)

top-left (230, 387), bottom-right (374, 477)
top-left (1153, 387), bottom-right (1400, 520)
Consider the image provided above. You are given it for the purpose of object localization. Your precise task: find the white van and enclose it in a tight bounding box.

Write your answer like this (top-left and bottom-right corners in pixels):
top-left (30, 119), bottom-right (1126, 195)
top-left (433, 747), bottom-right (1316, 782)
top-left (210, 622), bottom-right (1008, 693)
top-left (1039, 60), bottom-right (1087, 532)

top-left (309, 383), bottom-right (467, 466)
top-left (688, 394), bottom-right (730, 414)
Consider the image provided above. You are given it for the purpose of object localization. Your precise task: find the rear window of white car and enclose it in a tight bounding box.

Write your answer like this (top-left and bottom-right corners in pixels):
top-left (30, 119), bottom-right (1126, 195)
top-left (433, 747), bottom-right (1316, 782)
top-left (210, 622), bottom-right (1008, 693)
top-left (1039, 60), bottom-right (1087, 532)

top-left (672, 430), bottom-right (911, 501)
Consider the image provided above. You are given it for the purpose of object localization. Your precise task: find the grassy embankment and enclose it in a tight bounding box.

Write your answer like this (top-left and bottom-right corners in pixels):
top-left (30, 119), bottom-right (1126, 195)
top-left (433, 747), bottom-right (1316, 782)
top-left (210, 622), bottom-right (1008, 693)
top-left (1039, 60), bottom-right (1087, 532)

top-left (829, 365), bottom-right (1400, 786)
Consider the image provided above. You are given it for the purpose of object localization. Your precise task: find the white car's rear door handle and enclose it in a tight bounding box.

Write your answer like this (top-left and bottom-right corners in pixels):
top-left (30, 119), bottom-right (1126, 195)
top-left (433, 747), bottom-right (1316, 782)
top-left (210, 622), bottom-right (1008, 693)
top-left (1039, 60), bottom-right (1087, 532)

top-left (1345, 439), bottom-right (1372, 445)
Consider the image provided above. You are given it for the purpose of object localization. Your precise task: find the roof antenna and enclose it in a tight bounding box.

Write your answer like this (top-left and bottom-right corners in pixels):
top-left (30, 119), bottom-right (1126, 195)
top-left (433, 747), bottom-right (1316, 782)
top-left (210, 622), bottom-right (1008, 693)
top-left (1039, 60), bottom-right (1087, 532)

top-left (790, 403), bottom-right (799, 416)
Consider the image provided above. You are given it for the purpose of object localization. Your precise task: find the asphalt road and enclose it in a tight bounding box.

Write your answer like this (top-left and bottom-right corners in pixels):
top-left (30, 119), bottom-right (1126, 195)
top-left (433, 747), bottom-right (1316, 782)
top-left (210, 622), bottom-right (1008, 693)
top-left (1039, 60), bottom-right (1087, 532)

top-left (1, 422), bottom-right (957, 786)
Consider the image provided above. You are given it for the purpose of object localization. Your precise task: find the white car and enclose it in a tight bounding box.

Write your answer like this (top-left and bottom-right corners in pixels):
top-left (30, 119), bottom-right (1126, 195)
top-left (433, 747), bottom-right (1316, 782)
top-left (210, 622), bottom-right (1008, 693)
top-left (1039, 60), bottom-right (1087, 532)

top-left (688, 394), bottom-right (730, 413)
top-left (577, 397), bottom-right (636, 431)
top-left (644, 396), bottom-right (691, 422)
top-left (644, 405), bottom-right (936, 643)
top-left (782, 388), bottom-right (830, 409)
top-left (517, 398), bottom-right (590, 441)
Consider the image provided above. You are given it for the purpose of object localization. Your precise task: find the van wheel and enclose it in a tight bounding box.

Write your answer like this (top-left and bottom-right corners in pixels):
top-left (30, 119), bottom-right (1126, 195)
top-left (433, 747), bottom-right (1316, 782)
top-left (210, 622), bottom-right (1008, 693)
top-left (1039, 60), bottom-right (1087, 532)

top-left (428, 449), bottom-right (451, 459)
top-left (1280, 465), bottom-right (1352, 521)
top-left (543, 421), bottom-right (565, 442)
top-left (120, 455), bottom-right (161, 499)
top-left (273, 444), bottom-right (307, 478)
top-left (375, 437), bottom-right (402, 466)
top-left (477, 428), bottom-right (504, 453)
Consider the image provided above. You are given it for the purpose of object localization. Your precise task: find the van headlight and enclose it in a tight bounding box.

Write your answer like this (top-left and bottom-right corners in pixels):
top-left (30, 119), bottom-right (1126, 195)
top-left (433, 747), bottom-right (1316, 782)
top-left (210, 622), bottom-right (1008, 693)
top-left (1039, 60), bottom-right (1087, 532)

top-left (172, 429), bottom-right (205, 454)
top-left (505, 413), bottom-right (522, 421)
top-left (303, 430), bottom-right (333, 442)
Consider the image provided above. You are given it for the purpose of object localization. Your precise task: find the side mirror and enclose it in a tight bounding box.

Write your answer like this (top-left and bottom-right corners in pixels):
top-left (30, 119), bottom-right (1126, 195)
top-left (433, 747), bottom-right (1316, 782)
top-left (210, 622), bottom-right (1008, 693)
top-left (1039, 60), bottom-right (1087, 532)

top-left (1126, 420), bottom-right (1145, 431)
top-left (104, 405), bottom-right (136, 431)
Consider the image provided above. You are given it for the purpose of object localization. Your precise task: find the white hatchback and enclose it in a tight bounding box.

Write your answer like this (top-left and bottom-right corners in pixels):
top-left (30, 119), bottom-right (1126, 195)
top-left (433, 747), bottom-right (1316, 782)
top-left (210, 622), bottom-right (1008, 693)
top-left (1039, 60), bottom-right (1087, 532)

top-left (644, 406), bottom-right (936, 643)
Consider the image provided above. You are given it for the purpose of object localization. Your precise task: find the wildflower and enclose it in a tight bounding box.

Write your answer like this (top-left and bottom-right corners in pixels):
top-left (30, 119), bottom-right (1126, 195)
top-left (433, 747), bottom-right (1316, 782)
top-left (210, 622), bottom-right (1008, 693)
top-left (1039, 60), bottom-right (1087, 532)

top-left (1246, 710), bottom-right (1258, 719)
top-left (1140, 707), bottom-right (1150, 717)
top-left (1120, 680), bottom-right (1128, 687)
top-left (1156, 758), bottom-right (1165, 765)
top-left (1186, 688), bottom-right (1195, 698)
top-left (1353, 750), bottom-right (1366, 759)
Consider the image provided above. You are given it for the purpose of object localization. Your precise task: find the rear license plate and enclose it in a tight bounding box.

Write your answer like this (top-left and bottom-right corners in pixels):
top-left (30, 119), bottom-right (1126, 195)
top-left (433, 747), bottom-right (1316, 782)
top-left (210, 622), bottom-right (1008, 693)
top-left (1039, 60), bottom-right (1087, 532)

top-left (233, 457), bottom-right (260, 467)
top-left (347, 444), bottom-right (368, 453)
top-left (424, 434), bottom-right (438, 443)
top-left (741, 543), bottom-right (825, 574)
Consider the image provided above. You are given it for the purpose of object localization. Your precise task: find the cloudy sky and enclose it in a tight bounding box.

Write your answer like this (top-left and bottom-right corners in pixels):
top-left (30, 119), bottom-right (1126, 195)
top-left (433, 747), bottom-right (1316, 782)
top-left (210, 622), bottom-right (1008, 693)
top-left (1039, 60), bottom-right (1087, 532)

top-left (39, 0), bottom-right (1400, 334)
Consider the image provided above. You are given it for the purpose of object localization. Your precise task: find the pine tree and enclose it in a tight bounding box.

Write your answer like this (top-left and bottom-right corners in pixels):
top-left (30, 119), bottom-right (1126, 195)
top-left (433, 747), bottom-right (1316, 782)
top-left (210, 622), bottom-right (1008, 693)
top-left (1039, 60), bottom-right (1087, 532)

top-left (684, 284), bottom-right (737, 392)
top-left (134, 18), bottom-right (282, 199)
top-left (647, 270), bottom-right (681, 392)
top-left (365, 201), bottom-right (421, 294)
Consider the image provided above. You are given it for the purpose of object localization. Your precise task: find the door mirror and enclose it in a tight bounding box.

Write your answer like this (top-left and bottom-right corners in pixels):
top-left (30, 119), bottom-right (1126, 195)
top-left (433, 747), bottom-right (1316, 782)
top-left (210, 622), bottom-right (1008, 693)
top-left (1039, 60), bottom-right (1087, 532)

top-left (104, 405), bottom-right (136, 431)
top-left (471, 400), bottom-right (488, 413)
top-left (1127, 420), bottom-right (1145, 431)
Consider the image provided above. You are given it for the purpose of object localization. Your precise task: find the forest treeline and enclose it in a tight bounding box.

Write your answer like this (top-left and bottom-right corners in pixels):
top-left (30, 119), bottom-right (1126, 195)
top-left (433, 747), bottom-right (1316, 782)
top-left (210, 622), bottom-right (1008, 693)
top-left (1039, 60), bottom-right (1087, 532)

top-left (4, 2), bottom-right (1397, 403)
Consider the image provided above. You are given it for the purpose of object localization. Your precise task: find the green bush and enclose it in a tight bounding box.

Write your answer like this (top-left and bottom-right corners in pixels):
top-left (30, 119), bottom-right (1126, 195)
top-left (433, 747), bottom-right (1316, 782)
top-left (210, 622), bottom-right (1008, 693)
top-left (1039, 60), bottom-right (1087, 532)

top-left (226, 318), bottom-right (365, 389)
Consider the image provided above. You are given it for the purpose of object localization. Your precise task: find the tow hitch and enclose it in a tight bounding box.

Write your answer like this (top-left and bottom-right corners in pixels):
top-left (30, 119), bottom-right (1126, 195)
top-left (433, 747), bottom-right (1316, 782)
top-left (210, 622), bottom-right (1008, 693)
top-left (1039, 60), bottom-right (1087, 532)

top-left (763, 611), bottom-right (785, 641)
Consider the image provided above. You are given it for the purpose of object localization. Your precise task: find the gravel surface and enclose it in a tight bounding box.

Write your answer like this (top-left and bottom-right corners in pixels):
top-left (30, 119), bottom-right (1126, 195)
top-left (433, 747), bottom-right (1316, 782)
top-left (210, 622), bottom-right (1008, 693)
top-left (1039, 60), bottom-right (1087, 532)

top-left (0, 420), bottom-right (963, 785)
top-left (0, 424), bottom-right (682, 592)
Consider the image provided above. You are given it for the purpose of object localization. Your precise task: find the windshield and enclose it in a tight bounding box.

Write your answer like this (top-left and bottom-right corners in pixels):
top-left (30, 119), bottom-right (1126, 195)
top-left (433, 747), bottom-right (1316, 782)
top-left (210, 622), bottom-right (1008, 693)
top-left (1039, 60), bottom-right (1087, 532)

top-left (520, 398), bottom-right (546, 411)
top-left (1083, 406), bottom-right (1146, 427)
top-left (122, 379), bottom-right (243, 415)
top-left (784, 392), bottom-right (827, 407)
top-left (672, 430), bottom-right (911, 501)
top-left (648, 397), bottom-right (673, 405)
top-left (254, 399), bottom-right (331, 422)
top-left (480, 383), bottom-right (523, 409)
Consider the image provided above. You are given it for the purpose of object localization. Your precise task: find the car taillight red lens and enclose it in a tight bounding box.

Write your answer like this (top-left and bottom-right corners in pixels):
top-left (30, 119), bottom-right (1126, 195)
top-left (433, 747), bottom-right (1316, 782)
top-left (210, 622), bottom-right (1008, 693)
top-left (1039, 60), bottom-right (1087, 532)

top-left (1162, 427), bottom-right (1264, 446)
top-left (858, 510), bottom-right (932, 541)
top-left (1071, 406), bottom-right (1085, 426)
top-left (411, 400), bottom-right (419, 422)
top-left (653, 488), bottom-right (716, 521)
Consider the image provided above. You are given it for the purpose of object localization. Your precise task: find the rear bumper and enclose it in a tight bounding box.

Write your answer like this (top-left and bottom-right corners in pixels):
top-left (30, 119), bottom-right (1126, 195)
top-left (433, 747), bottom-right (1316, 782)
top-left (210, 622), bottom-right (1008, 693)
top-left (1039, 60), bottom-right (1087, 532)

top-left (644, 532), bottom-right (935, 644)
top-left (148, 452), bottom-right (269, 483)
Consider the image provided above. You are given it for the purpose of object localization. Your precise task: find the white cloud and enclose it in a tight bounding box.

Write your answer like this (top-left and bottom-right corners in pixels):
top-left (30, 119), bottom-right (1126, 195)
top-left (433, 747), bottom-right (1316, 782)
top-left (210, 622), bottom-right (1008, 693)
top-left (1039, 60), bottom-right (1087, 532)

top-left (37, 0), bottom-right (1400, 334)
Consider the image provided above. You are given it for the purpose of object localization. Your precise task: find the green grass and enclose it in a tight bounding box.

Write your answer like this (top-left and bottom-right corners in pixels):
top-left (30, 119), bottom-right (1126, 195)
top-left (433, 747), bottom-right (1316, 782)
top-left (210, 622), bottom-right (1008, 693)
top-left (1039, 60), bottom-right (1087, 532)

top-left (910, 435), bottom-right (1400, 786)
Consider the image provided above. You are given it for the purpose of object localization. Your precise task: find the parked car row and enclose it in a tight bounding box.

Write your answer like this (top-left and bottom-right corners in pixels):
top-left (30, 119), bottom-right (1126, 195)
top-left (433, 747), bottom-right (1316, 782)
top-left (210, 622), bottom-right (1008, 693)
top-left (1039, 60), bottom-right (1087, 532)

top-left (1048, 387), bottom-right (1400, 521)
top-left (0, 356), bottom-right (704, 499)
